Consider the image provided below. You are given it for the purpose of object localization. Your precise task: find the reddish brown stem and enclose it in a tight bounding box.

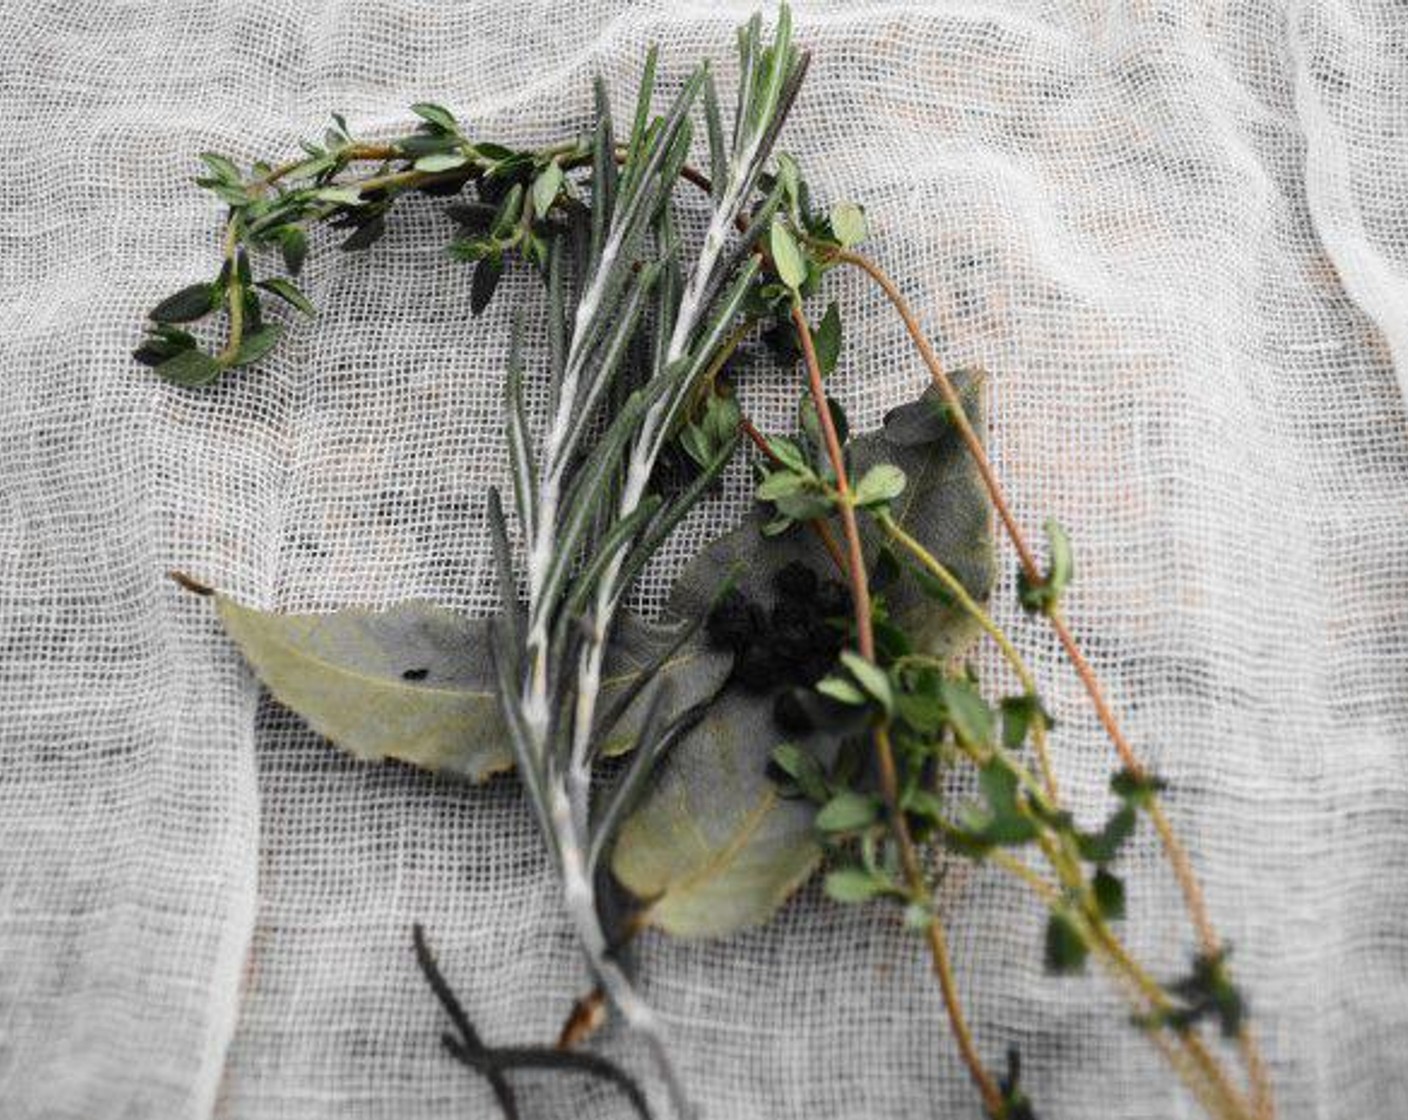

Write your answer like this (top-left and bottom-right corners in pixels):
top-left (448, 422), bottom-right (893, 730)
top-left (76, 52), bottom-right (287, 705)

top-left (837, 247), bottom-right (1272, 1120)
top-left (790, 304), bottom-right (873, 658)
top-left (792, 301), bottom-right (1005, 1117)
top-left (740, 415), bottom-right (847, 575)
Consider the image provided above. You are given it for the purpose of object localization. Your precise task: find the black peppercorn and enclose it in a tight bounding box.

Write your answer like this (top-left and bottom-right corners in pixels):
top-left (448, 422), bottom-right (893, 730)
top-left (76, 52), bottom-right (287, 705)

top-left (774, 560), bottom-right (818, 601)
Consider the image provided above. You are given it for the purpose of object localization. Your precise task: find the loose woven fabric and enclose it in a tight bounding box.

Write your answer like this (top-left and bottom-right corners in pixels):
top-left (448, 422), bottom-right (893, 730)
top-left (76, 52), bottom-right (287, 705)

top-left (2, 1), bottom-right (1407, 1117)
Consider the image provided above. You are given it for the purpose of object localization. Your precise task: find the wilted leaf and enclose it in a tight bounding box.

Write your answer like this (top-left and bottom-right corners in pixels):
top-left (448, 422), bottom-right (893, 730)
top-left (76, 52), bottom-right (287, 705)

top-left (206, 375), bottom-right (993, 940)
top-left (217, 596), bottom-right (511, 780)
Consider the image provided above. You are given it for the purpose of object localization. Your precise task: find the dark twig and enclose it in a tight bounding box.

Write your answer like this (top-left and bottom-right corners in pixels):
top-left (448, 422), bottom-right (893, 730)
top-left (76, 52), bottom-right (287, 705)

top-left (413, 924), bottom-right (654, 1120)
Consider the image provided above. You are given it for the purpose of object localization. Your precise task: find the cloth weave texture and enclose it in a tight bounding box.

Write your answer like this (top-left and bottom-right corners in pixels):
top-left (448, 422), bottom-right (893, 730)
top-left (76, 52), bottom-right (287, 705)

top-left (2, 1), bottom-right (1407, 1117)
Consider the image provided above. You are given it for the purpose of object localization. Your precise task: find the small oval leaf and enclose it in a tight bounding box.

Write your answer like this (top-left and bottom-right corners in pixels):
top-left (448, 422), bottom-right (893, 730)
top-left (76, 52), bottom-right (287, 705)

top-left (155, 348), bottom-right (224, 386)
top-left (231, 323), bottom-right (284, 367)
top-left (150, 282), bottom-right (217, 324)
top-left (414, 152), bottom-right (469, 173)
top-left (769, 218), bottom-right (806, 291)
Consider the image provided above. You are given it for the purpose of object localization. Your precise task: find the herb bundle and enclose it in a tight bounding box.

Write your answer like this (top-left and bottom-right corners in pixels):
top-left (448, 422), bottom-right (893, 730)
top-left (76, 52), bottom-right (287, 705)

top-left (145, 7), bottom-right (1276, 1120)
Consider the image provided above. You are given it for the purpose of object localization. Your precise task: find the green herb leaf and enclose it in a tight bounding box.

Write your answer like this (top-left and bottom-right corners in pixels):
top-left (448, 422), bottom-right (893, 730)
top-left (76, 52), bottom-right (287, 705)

top-left (1111, 767), bottom-right (1168, 808)
top-left (283, 153), bottom-right (337, 180)
top-left (279, 227), bottom-right (309, 276)
top-left (839, 650), bottom-right (894, 713)
top-left (756, 469), bottom-right (807, 501)
top-left (410, 102), bottom-right (458, 133)
top-left (816, 675), bottom-right (867, 706)
top-left (1076, 804), bottom-right (1137, 865)
top-left (775, 152), bottom-right (801, 215)
top-left (902, 787), bottom-right (944, 827)
top-left (903, 902), bottom-right (934, 931)
top-left (202, 181), bottom-right (253, 208)
top-left (830, 202), bottom-right (867, 248)
top-left (1092, 867), bottom-right (1126, 921)
top-left (941, 677), bottom-right (994, 749)
top-left (999, 694), bottom-right (1050, 750)
top-left (256, 277), bottom-right (315, 317)
top-left (340, 214), bottom-right (387, 252)
top-left (771, 742), bottom-right (830, 803)
top-left (1018, 519), bottom-right (1074, 614)
top-left (414, 151), bottom-right (469, 173)
top-left (1160, 950), bottom-right (1246, 1038)
top-left (824, 867), bottom-right (894, 904)
top-left (531, 160), bottom-right (564, 217)
top-left (769, 217), bottom-right (807, 291)
top-left (1045, 910), bottom-right (1089, 974)
top-left (149, 282), bottom-right (218, 324)
top-left (198, 152), bottom-right (242, 184)
top-left (853, 463), bottom-right (907, 508)
top-left (973, 760), bottom-right (1040, 846)
top-left (133, 325), bottom-right (198, 367)
top-left (815, 791), bottom-right (879, 834)
top-left (227, 323), bottom-right (281, 367)
top-left (471, 256), bottom-right (504, 316)
top-left (315, 186), bottom-right (363, 206)
top-left (154, 348), bottom-right (224, 387)
top-left (448, 237), bottom-right (497, 263)
top-left (812, 301), bottom-right (842, 376)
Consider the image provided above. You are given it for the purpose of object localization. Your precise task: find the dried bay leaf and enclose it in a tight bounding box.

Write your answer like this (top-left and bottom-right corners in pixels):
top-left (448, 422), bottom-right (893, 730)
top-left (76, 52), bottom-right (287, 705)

top-left (610, 689), bottom-right (824, 938)
top-left (213, 596), bottom-right (729, 782)
top-left (217, 597), bottom-right (508, 779)
top-left (611, 371), bottom-right (994, 937)
top-left (856, 372), bottom-right (996, 659)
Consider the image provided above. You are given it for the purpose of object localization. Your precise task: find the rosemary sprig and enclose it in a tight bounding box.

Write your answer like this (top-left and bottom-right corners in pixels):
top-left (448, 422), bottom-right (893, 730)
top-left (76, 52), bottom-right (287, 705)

top-left (478, 13), bottom-right (806, 1116)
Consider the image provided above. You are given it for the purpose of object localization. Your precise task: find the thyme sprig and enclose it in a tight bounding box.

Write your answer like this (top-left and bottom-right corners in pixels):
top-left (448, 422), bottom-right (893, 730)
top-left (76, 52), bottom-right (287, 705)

top-left (743, 167), bottom-right (1275, 1119)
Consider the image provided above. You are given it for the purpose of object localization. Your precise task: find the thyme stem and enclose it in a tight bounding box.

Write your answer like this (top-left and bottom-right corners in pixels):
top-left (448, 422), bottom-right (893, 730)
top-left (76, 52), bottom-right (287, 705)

top-left (875, 511), bottom-right (1058, 801)
top-left (792, 300), bottom-right (1005, 1118)
top-left (836, 246), bottom-right (1272, 1120)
